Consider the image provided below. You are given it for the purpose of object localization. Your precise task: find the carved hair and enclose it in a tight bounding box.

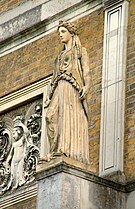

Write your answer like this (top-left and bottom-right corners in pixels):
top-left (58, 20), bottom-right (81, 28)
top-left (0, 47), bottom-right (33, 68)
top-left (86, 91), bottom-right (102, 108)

top-left (58, 20), bottom-right (78, 35)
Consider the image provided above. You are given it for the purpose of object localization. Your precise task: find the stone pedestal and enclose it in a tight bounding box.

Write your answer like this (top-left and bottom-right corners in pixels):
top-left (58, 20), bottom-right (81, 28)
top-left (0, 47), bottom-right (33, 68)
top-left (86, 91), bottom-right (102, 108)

top-left (36, 156), bottom-right (126, 209)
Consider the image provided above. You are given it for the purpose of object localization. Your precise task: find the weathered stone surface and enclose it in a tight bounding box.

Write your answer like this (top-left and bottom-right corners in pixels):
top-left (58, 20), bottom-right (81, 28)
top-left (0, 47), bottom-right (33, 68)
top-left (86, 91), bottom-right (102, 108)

top-left (36, 157), bottom-right (126, 209)
top-left (126, 191), bottom-right (135, 209)
top-left (37, 173), bottom-right (62, 209)
top-left (0, 6), bottom-right (41, 42)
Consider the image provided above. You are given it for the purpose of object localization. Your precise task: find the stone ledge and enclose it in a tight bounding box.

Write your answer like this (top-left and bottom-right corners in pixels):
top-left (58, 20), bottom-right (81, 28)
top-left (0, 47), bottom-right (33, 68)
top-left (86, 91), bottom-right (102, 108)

top-left (125, 181), bottom-right (135, 193)
top-left (36, 155), bottom-right (127, 193)
top-left (36, 155), bottom-right (96, 175)
top-left (0, 6), bottom-right (41, 42)
top-left (0, 182), bottom-right (37, 209)
top-left (0, 0), bottom-right (98, 42)
top-left (0, 0), bottom-right (102, 56)
top-left (36, 160), bottom-right (126, 209)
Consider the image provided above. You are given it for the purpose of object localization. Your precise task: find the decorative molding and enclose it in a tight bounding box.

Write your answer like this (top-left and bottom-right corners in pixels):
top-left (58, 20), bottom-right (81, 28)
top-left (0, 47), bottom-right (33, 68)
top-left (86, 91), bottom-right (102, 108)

top-left (0, 77), bottom-right (51, 172)
top-left (99, 0), bottom-right (129, 176)
top-left (36, 156), bottom-right (128, 193)
top-left (0, 0), bottom-right (81, 25)
top-left (0, 0), bottom-right (102, 57)
top-left (103, 0), bottom-right (130, 9)
top-left (0, 77), bottom-right (50, 113)
top-left (0, 183), bottom-right (37, 209)
top-left (37, 156), bottom-right (135, 193)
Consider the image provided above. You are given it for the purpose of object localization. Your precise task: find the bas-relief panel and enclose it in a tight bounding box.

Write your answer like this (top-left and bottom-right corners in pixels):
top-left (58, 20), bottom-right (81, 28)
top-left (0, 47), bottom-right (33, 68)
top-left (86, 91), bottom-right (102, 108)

top-left (0, 99), bottom-right (42, 194)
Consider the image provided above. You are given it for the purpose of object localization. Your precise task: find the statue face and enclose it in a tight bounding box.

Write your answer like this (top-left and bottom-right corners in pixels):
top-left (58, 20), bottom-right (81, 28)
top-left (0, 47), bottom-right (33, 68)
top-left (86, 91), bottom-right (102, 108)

top-left (13, 128), bottom-right (19, 141)
top-left (13, 127), bottom-right (23, 141)
top-left (58, 26), bottom-right (72, 44)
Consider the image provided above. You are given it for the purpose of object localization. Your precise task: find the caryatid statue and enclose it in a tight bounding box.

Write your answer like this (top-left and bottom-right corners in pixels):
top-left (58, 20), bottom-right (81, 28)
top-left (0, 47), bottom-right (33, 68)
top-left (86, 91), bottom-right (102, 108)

top-left (45, 20), bottom-right (90, 163)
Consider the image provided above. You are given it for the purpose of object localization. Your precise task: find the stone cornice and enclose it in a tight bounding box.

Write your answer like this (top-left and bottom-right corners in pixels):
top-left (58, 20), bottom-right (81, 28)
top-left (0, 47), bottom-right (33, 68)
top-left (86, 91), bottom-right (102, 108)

top-left (0, 0), bottom-right (103, 57)
top-left (36, 156), bottom-right (135, 193)
top-left (125, 181), bottom-right (135, 193)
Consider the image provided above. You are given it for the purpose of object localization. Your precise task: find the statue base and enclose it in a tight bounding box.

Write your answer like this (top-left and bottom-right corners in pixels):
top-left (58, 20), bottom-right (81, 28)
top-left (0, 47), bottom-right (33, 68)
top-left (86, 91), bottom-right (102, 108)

top-left (36, 156), bottom-right (125, 209)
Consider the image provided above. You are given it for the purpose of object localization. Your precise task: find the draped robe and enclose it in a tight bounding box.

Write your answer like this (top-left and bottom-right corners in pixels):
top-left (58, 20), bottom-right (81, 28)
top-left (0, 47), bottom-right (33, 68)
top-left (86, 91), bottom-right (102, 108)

top-left (46, 46), bottom-right (90, 163)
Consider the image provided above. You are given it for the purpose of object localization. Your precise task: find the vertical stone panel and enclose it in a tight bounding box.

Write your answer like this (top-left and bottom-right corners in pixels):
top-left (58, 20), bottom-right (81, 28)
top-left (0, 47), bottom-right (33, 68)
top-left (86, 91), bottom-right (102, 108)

top-left (100, 0), bottom-right (129, 175)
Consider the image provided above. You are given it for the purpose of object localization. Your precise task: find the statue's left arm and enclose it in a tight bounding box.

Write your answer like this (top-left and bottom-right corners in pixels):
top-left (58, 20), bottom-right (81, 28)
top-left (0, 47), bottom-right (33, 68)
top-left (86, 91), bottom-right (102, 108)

top-left (79, 47), bottom-right (90, 100)
top-left (44, 58), bottom-right (58, 108)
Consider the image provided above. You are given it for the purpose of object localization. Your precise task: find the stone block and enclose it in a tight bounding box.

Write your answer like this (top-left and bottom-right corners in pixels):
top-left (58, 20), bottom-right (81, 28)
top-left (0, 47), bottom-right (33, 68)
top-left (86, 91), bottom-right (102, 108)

top-left (36, 156), bottom-right (126, 209)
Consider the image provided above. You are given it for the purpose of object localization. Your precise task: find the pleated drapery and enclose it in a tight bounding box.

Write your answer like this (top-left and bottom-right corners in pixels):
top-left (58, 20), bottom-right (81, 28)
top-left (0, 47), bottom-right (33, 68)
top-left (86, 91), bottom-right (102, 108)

top-left (46, 80), bottom-right (89, 163)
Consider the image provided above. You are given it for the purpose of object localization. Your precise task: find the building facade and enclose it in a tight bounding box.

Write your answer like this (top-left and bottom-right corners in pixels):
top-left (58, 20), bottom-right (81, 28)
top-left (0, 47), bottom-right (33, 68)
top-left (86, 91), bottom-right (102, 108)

top-left (0, 0), bottom-right (134, 208)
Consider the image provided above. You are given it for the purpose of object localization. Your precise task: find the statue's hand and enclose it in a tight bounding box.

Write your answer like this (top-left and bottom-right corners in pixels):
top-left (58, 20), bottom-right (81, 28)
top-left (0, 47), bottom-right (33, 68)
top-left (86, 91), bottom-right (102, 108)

top-left (44, 96), bottom-right (51, 108)
top-left (79, 86), bottom-right (88, 100)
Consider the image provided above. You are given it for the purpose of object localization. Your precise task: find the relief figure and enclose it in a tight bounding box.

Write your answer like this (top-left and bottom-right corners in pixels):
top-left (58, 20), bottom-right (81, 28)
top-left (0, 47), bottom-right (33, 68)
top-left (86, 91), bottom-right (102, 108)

top-left (45, 20), bottom-right (90, 163)
top-left (5, 118), bottom-right (29, 190)
top-left (0, 103), bottom-right (42, 193)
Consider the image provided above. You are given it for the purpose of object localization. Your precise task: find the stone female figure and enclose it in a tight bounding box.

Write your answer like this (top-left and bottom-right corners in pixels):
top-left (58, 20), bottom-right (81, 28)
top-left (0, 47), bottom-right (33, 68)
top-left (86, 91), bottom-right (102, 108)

top-left (45, 20), bottom-right (90, 163)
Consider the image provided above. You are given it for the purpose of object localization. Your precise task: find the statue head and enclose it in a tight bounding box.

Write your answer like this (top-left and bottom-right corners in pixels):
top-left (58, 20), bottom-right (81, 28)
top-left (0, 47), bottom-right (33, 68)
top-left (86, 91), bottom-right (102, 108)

top-left (57, 20), bottom-right (82, 58)
top-left (13, 116), bottom-right (29, 141)
top-left (58, 20), bottom-right (78, 35)
top-left (13, 126), bottom-right (24, 141)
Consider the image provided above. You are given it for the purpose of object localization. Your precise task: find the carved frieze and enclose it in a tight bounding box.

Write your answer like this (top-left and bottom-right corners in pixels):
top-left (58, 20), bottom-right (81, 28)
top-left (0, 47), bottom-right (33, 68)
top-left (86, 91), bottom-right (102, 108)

top-left (0, 101), bottom-right (42, 194)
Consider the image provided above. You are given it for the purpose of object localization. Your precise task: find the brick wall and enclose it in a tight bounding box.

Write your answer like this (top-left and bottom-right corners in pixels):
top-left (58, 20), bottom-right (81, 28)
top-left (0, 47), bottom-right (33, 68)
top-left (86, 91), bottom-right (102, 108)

top-left (0, 0), bottom-right (26, 13)
top-left (0, 8), bottom-right (104, 174)
top-left (0, 32), bottom-right (60, 97)
top-left (125, 0), bottom-right (135, 182)
top-left (78, 9), bottom-right (104, 173)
